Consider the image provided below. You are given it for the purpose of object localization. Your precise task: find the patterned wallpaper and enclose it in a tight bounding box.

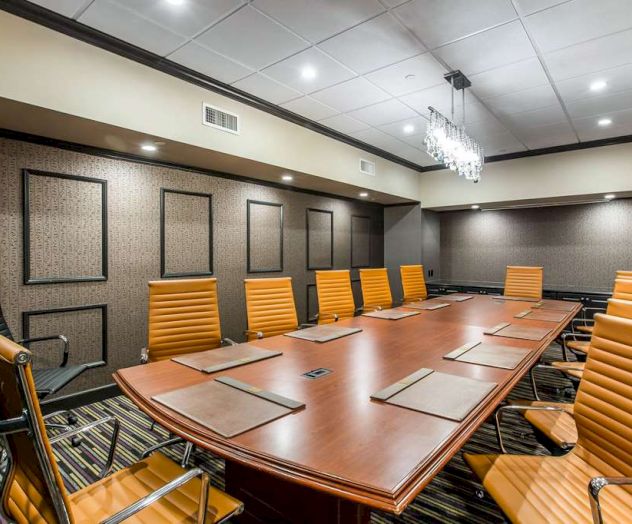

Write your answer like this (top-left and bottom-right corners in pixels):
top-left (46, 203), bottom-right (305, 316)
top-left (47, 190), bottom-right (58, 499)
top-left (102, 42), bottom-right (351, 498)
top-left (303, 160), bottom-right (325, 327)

top-left (440, 201), bottom-right (632, 289)
top-left (0, 138), bottom-right (383, 395)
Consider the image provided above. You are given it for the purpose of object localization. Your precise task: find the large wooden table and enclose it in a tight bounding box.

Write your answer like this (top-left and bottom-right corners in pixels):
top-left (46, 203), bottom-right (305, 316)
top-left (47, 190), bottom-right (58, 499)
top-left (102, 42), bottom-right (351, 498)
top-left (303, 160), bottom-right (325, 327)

top-left (114, 295), bottom-right (580, 523)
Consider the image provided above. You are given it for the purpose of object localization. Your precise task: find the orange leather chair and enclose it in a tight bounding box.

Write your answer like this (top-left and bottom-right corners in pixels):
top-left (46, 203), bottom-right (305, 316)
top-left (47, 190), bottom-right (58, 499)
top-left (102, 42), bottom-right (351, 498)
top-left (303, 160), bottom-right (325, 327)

top-left (503, 266), bottom-right (543, 300)
top-left (465, 313), bottom-right (632, 524)
top-left (244, 277), bottom-right (301, 340)
top-left (0, 335), bottom-right (243, 524)
top-left (617, 270), bottom-right (632, 280)
top-left (315, 270), bottom-right (356, 324)
top-left (359, 268), bottom-right (393, 311)
top-left (400, 264), bottom-right (428, 303)
top-left (574, 278), bottom-right (632, 335)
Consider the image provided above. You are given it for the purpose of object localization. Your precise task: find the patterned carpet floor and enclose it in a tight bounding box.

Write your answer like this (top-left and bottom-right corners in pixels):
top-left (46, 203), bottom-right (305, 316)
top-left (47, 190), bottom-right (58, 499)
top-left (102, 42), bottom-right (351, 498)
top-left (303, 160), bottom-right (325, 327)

top-left (44, 344), bottom-right (577, 523)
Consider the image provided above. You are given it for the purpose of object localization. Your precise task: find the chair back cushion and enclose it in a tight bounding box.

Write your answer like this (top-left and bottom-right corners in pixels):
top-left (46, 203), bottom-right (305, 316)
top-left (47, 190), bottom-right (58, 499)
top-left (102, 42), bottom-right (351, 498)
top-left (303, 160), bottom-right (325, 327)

top-left (616, 270), bottom-right (632, 280)
top-left (315, 270), bottom-right (355, 324)
top-left (613, 279), bottom-right (632, 301)
top-left (400, 265), bottom-right (427, 302)
top-left (244, 278), bottom-right (298, 340)
top-left (606, 298), bottom-right (632, 320)
top-left (147, 278), bottom-right (222, 362)
top-left (503, 266), bottom-right (543, 299)
top-left (0, 335), bottom-right (71, 523)
top-left (574, 313), bottom-right (632, 477)
top-left (359, 268), bottom-right (392, 310)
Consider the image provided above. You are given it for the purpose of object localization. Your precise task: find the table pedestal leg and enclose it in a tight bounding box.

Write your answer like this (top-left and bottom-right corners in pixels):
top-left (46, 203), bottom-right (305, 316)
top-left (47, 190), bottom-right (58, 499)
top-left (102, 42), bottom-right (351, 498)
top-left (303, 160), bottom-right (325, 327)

top-left (225, 461), bottom-right (372, 524)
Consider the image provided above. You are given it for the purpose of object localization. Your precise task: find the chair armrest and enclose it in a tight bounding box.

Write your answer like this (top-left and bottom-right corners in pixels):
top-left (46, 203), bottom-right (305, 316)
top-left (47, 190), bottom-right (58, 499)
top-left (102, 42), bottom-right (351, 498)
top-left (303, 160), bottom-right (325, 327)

top-left (50, 416), bottom-right (120, 478)
top-left (318, 312), bottom-right (340, 322)
top-left (244, 330), bottom-right (263, 340)
top-left (19, 335), bottom-right (69, 367)
top-left (582, 307), bottom-right (606, 319)
top-left (530, 363), bottom-right (585, 401)
top-left (494, 404), bottom-right (568, 454)
top-left (100, 468), bottom-right (215, 524)
top-left (221, 338), bottom-right (238, 346)
top-left (589, 476), bottom-right (632, 524)
top-left (140, 347), bottom-right (149, 364)
top-left (561, 332), bottom-right (592, 361)
top-left (298, 323), bottom-right (316, 329)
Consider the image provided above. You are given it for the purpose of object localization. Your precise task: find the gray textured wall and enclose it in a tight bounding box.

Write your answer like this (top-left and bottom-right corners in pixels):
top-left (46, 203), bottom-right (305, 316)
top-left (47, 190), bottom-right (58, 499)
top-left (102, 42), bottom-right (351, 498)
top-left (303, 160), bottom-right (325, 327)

top-left (440, 201), bottom-right (632, 288)
top-left (0, 138), bottom-right (383, 394)
top-left (421, 209), bottom-right (440, 280)
top-left (384, 205), bottom-right (422, 300)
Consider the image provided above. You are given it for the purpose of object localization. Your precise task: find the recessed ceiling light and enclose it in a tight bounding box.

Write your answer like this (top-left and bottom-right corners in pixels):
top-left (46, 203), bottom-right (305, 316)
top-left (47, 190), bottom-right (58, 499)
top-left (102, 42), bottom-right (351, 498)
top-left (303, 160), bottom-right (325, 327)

top-left (403, 124), bottom-right (415, 134)
top-left (141, 143), bottom-right (157, 152)
top-left (281, 174), bottom-right (293, 182)
top-left (598, 117), bottom-right (612, 127)
top-left (590, 80), bottom-right (607, 92)
top-left (166, 0), bottom-right (185, 5)
top-left (301, 65), bottom-right (317, 80)
top-left (359, 192), bottom-right (369, 198)
top-left (471, 204), bottom-right (480, 210)
top-left (604, 194), bottom-right (616, 200)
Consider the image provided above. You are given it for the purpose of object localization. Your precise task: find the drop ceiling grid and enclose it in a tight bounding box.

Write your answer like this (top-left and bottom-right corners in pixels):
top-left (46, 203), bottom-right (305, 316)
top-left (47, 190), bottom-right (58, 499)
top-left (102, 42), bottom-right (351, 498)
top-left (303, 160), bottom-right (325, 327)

top-left (25, 0), bottom-right (632, 165)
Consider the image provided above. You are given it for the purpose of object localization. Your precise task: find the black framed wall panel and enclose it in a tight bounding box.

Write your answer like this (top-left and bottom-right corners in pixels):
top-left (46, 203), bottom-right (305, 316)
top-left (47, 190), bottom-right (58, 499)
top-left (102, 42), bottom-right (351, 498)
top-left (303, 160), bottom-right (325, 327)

top-left (306, 208), bottom-right (334, 270)
top-left (22, 169), bottom-right (108, 284)
top-left (160, 188), bottom-right (213, 278)
top-left (247, 200), bottom-right (284, 273)
top-left (351, 215), bottom-right (371, 268)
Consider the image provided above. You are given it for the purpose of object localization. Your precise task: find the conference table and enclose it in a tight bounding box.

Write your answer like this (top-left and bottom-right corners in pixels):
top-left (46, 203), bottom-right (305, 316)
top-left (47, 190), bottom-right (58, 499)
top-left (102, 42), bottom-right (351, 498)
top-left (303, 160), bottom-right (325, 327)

top-left (114, 295), bottom-right (581, 523)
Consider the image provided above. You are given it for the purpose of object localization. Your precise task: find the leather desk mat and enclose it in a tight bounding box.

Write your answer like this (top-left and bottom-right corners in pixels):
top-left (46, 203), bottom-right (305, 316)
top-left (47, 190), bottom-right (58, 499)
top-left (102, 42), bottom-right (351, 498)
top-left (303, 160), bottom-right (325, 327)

top-left (514, 309), bottom-right (569, 322)
top-left (285, 325), bottom-right (362, 343)
top-left (439, 294), bottom-right (474, 302)
top-left (484, 322), bottom-right (552, 341)
top-left (153, 377), bottom-right (304, 438)
top-left (371, 368), bottom-right (496, 422)
top-left (362, 309), bottom-right (421, 320)
top-left (402, 301), bottom-right (450, 311)
top-left (532, 300), bottom-right (578, 311)
top-left (172, 344), bottom-right (282, 373)
top-left (444, 341), bottom-right (531, 370)
top-left (493, 296), bottom-right (540, 302)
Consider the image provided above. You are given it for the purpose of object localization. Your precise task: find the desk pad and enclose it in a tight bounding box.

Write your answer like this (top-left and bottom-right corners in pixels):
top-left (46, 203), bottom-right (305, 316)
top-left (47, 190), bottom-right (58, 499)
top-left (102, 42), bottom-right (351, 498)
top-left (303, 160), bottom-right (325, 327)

top-left (532, 300), bottom-right (578, 311)
top-left (439, 294), bottom-right (474, 302)
top-left (363, 309), bottom-right (421, 320)
top-left (402, 301), bottom-right (450, 311)
top-left (285, 325), bottom-right (362, 343)
top-left (493, 296), bottom-right (540, 302)
top-left (514, 309), bottom-right (569, 322)
top-left (444, 341), bottom-right (531, 370)
top-left (172, 344), bottom-right (282, 373)
top-left (484, 322), bottom-right (552, 341)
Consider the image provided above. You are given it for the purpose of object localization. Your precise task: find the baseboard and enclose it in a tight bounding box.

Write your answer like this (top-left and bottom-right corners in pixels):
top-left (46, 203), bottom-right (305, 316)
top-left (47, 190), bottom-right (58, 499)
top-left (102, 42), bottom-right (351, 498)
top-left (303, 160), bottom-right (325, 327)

top-left (41, 383), bottom-right (121, 414)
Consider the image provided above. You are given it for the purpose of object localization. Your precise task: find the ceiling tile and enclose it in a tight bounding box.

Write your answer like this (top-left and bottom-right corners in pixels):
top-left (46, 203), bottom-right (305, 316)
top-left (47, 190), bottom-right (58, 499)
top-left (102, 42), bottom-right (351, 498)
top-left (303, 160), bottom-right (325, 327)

top-left (545, 30), bottom-right (632, 83)
top-left (394, 0), bottom-right (517, 48)
top-left (573, 108), bottom-right (632, 141)
top-left (380, 0), bottom-right (410, 7)
top-left (465, 117), bottom-right (513, 141)
top-left (311, 77), bottom-right (390, 112)
top-left (468, 57), bottom-right (549, 98)
top-left (79, 0), bottom-right (186, 56)
top-left (195, 6), bottom-right (308, 69)
top-left (281, 96), bottom-right (339, 120)
top-left (365, 53), bottom-right (447, 96)
top-left (232, 73), bottom-right (302, 104)
top-left (350, 127), bottom-right (404, 151)
top-left (478, 132), bottom-right (527, 155)
top-left (319, 13), bottom-right (424, 74)
top-left (347, 98), bottom-right (418, 126)
top-left (262, 47), bottom-right (355, 93)
top-left (482, 84), bottom-right (559, 115)
top-left (525, 0), bottom-right (632, 53)
top-left (318, 114), bottom-right (370, 134)
top-left (434, 20), bottom-right (536, 76)
top-left (379, 116), bottom-right (428, 139)
top-left (28, 0), bottom-right (91, 17)
top-left (513, 0), bottom-right (571, 16)
top-left (565, 89), bottom-right (632, 119)
top-left (113, 0), bottom-right (245, 38)
top-left (168, 42), bottom-right (253, 83)
top-left (399, 84), bottom-right (453, 116)
top-left (513, 121), bottom-right (577, 148)
top-left (556, 63), bottom-right (632, 102)
top-left (501, 102), bottom-right (568, 128)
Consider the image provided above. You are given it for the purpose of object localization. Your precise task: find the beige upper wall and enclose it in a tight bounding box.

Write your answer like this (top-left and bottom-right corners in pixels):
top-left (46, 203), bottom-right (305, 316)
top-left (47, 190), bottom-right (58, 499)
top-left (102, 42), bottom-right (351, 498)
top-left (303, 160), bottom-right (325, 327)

top-left (0, 10), bottom-right (420, 201)
top-left (419, 142), bottom-right (632, 209)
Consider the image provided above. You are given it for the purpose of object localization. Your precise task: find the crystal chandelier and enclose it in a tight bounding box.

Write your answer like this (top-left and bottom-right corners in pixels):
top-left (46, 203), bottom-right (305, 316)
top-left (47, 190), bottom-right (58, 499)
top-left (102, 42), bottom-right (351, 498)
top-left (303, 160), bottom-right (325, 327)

top-left (424, 71), bottom-right (484, 182)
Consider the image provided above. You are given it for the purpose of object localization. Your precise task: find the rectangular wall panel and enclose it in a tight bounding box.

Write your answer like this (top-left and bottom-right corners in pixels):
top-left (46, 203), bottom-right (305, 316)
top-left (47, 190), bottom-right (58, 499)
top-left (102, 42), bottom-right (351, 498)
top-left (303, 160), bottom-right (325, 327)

top-left (161, 188), bottom-right (213, 277)
top-left (306, 208), bottom-right (333, 270)
top-left (351, 215), bottom-right (371, 268)
top-left (23, 169), bottom-right (107, 284)
top-left (247, 200), bottom-right (284, 273)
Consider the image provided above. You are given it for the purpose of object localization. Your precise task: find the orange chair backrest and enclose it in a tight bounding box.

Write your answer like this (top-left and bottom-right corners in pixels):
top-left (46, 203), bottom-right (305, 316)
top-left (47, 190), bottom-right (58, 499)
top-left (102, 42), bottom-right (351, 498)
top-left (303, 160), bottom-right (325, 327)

top-left (616, 270), bottom-right (632, 280)
top-left (244, 277), bottom-right (298, 340)
top-left (400, 265), bottom-right (427, 302)
top-left (613, 279), bottom-right (632, 301)
top-left (606, 298), bottom-right (632, 319)
top-left (315, 270), bottom-right (355, 324)
top-left (147, 278), bottom-right (222, 362)
top-left (503, 266), bottom-right (543, 300)
top-left (359, 268), bottom-right (392, 310)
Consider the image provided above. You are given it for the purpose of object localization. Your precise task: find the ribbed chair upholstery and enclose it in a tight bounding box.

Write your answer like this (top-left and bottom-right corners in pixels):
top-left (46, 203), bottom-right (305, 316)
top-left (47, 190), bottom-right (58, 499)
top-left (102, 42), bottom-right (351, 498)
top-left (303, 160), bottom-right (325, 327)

top-left (244, 277), bottom-right (299, 340)
top-left (0, 335), bottom-right (243, 524)
top-left (617, 270), bottom-right (632, 280)
top-left (359, 268), bottom-right (393, 311)
top-left (315, 270), bottom-right (356, 324)
top-left (400, 264), bottom-right (428, 302)
top-left (146, 278), bottom-right (222, 362)
top-left (576, 279), bottom-right (632, 335)
top-left (503, 266), bottom-right (543, 300)
top-left (465, 313), bottom-right (632, 523)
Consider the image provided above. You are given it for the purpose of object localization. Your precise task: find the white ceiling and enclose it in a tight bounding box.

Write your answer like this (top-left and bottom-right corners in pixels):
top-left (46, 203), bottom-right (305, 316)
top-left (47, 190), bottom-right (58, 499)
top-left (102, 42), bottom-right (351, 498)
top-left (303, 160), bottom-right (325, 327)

top-left (26, 0), bottom-right (632, 167)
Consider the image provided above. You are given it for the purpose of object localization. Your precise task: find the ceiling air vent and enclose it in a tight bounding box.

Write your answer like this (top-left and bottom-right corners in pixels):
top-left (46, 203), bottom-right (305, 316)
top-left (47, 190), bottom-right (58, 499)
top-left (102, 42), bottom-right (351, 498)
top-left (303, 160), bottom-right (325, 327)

top-left (202, 103), bottom-right (239, 134)
top-left (359, 158), bottom-right (375, 176)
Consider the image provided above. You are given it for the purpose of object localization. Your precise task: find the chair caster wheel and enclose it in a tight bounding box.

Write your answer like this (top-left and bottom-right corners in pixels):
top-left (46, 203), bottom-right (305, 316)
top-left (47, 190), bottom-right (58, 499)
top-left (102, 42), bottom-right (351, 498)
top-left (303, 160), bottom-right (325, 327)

top-left (71, 436), bottom-right (82, 447)
top-left (475, 489), bottom-right (485, 500)
top-left (67, 414), bottom-right (78, 425)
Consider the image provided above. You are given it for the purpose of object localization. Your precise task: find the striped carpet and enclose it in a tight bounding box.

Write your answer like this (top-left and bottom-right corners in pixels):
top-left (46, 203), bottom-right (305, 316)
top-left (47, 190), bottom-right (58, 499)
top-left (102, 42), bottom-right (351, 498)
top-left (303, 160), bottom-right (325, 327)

top-left (44, 344), bottom-right (577, 523)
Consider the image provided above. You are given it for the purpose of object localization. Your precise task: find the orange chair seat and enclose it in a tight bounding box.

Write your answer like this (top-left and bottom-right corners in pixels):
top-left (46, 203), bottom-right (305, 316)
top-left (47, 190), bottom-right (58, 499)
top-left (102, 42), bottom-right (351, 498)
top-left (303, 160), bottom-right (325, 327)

top-left (567, 340), bottom-right (590, 354)
top-left (464, 450), bottom-right (632, 524)
top-left (551, 361), bottom-right (585, 380)
top-left (576, 325), bottom-right (594, 334)
top-left (70, 452), bottom-right (243, 523)
top-left (509, 399), bottom-right (577, 448)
